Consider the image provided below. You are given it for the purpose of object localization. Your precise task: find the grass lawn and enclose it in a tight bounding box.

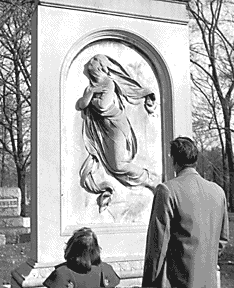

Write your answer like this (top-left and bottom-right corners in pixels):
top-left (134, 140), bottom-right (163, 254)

top-left (0, 241), bottom-right (30, 286)
top-left (0, 214), bottom-right (234, 287)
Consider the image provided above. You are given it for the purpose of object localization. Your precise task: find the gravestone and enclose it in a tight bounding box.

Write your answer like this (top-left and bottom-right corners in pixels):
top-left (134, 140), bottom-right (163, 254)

top-left (11, 0), bottom-right (191, 287)
top-left (0, 188), bottom-right (30, 244)
top-left (0, 187), bottom-right (21, 217)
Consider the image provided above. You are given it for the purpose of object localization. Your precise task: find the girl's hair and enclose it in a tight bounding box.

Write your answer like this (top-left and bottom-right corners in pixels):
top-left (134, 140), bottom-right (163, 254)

top-left (64, 227), bottom-right (101, 273)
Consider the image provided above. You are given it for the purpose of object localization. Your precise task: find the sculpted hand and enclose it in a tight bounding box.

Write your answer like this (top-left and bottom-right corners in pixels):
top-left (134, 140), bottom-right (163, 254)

top-left (91, 86), bottom-right (103, 93)
top-left (144, 93), bottom-right (157, 115)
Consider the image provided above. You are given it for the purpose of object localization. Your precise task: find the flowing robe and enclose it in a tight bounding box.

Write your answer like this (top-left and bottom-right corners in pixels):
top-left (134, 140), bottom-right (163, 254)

top-left (78, 54), bottom-right (157, 209)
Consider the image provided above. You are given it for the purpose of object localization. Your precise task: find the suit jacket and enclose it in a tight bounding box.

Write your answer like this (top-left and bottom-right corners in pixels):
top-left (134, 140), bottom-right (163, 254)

top-left (142, 167), bottom-right (229, 288)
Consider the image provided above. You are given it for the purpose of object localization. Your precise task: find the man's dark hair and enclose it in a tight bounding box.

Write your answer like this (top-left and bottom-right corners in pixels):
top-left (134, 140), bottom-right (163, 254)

top-left (170, 136), bottom-right (198, 168)
top-left (64, 227), bottom-right (101, 273)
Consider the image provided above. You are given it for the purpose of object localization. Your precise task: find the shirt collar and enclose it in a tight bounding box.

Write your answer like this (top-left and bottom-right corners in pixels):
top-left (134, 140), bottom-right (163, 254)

top-left (177, 167), bottom-right (198, 177)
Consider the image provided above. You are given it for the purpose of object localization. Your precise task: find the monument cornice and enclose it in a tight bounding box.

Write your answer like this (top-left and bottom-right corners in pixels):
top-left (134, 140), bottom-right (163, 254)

top-left (37, 0), bottom-right (189, 25)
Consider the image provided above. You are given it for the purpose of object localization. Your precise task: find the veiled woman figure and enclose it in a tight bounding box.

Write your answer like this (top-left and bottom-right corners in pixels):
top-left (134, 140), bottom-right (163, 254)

top-left (76, 54), bottom-right (158, 211)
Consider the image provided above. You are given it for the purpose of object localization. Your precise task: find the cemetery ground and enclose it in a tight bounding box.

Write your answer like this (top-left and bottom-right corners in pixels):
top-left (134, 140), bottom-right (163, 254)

top-left (0, 214), bottom-right (234, 287)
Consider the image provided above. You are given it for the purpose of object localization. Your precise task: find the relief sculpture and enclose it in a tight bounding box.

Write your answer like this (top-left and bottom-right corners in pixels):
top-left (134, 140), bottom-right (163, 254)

top-left (75, 54), bottom-right (159, 213)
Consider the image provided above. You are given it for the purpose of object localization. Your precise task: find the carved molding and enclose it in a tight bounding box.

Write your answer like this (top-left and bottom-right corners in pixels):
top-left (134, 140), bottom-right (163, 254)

top-left (60, 28), bottom-right (174, 235)
top-left (11, 262), bottom-right (54, 288)
top-left (38, 0), bottom-right (189, 25)
top-left (11, 259), bottom-right (144, 288)
top-left (110, 259), bottom-right (144, 279)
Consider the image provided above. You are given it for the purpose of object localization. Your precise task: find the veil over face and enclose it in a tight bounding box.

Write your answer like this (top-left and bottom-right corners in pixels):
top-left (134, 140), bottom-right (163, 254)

top-left (84, 54), bottom-right (155, 106)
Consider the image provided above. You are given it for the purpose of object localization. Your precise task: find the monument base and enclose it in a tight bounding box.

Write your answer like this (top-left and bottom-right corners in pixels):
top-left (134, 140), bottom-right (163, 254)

top-left (11, 259), bottom-right (54, 288)
top-left (11, 258), bottom-right (144, 287)
top-left (10, 263), bottom-right (221, 288)
top-left (0, 216), bottom-right (30, 244)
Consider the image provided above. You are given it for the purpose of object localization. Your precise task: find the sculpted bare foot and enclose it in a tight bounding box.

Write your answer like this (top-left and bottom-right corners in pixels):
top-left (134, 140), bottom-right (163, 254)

top-left (96, 188), bottom-right (113, 213)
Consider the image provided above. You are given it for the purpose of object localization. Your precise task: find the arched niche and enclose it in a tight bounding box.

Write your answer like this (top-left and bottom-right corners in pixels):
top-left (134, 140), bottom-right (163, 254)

top-left (60, 28), bottom-right (174, 234)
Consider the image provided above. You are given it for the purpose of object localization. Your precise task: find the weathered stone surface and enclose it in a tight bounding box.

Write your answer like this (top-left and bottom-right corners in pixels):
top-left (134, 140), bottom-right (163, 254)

top-left (0, 188), bottom-right (21, 216)
top-left (19, 233), bottom-right (31, 243)
top-left (0, 227), bottom-right (30, 244)
top-left (0, 216), bottom-right (30, 228)
top-left (0, 216), bottom-right (31, 244)
top-left (0, 234), bottom-right (6, 246)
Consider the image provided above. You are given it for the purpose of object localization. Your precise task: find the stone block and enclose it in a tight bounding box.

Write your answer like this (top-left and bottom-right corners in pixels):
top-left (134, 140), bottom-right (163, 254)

top-left (22, 217), bottom-right (30, 227)
top-left (0, 188), bottom-right (21, 216)
top-left (0, 234), bottom-right (6, 245)
top-left (0, 227), bottom-right (30, 244)
top-left (0, 216), bottom-right (30, 228)
top-left (19, 233), bottom-right (31, 243)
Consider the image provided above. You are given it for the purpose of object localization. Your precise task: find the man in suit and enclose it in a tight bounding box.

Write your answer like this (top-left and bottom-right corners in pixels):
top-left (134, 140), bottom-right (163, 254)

top-left (142, 136), bottom-right (229, 288)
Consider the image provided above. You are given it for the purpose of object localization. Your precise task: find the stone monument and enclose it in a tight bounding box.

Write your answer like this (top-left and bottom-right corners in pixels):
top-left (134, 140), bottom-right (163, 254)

top-left (0, 187), bottom-right (21, 217)
top-left (11, 0), bottom-right (191, 287)
top-left (0, 187), bottom-right (30, 245)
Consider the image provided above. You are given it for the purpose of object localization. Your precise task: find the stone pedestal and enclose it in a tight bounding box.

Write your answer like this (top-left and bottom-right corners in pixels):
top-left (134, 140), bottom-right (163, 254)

top-left (0, 187), bottom-right (30, 244)
top-left (11, 0), bottom-right (191, 287)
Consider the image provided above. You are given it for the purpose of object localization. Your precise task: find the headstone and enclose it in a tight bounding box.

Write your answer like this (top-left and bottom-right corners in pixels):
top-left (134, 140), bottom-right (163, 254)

top-left (11, 0), bottom-right (191, 287)
top-left (0, 188), bottom-right (21, 216)
top-left (0, 188), bottom-right (30, 244)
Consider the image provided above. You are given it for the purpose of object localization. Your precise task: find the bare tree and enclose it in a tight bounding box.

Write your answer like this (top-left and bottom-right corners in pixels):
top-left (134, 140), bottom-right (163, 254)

top-left (191, 74), bottom-right (229, 194)
top-left (0, 0), bottom-right (35, 216)
top-left (188, 0), bottom-right (234, 210)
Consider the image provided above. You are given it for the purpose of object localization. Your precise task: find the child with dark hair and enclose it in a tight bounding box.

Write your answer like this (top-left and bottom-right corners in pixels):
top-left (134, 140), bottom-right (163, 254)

top-left (43, 227), bottom-right (120, 288)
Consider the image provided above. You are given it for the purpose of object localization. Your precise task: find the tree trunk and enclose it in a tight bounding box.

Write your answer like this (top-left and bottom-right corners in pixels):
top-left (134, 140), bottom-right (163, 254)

top-left (223, 105), bottom-right (234, 211)
top-left (17, 167), bottom-right (26, 216)
top-left (222, 154), bottom-right (229, 201)
top-left (0, 127), bottom-right (6, 187)
top-left (15, 55), bottom-right (27, 216)
top-left (225, 131), bottom-right (234, 211)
